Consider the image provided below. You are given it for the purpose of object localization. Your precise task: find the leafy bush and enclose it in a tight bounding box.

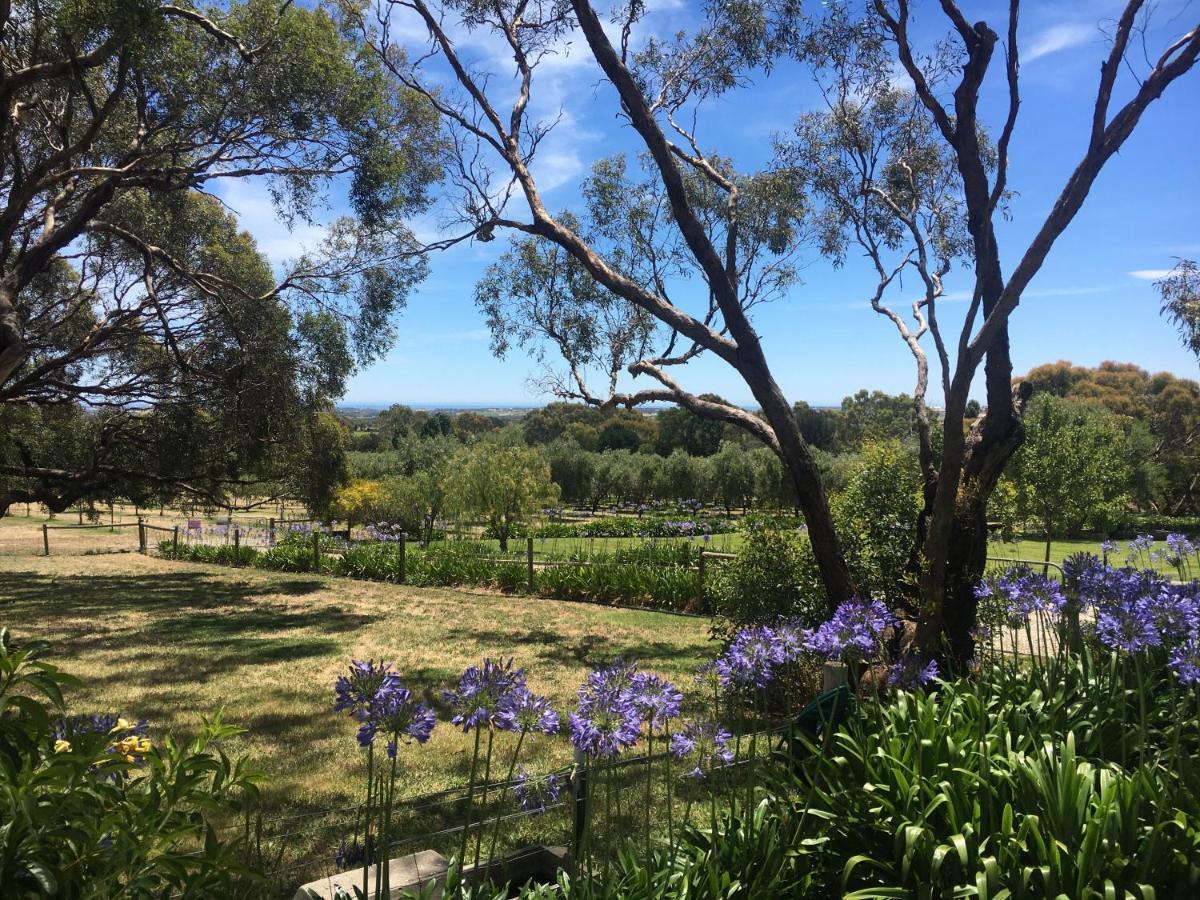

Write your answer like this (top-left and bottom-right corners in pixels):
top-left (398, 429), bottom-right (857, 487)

top-left (0, 628), bottom-right (265, 898)
top-left (707, 529), bottom-right (825, 637)
top-left (830, 440), bottom-right (921, 600)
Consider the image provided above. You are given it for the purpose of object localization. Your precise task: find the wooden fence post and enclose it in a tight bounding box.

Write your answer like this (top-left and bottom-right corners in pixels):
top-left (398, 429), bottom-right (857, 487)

top-left (173, 525), bottom-right (180, 555)
top-left (268, 517), bottom-right (276, 547)
top-left (697, 549), bottom-right (706, 603)
top-left (312, 530), bottom-right (320, 572)
top-left (526, 537), bottom-right (535, 593)
top-left (233, 527), bottom-right (240, 565)
top-left (398, 532), bottom-right (407, 583)
top-left (137, 517), bottom-right (145, 552)
top-left (821, 662), bottom-right (848, 692)
top-left (42, 523), bottom-right (49, 556)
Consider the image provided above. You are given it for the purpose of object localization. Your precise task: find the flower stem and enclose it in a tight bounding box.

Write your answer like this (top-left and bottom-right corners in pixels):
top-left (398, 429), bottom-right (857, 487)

top-left (473, 729), bottom-right (496, 876)
top-left (457, 728), bottom-right (482, 898)
top-left (485, 729), bottom-right (527, 882)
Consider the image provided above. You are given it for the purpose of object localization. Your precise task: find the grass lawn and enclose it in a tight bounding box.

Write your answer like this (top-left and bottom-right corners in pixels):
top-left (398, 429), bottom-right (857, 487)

top-left (0, 542), bottom-right (716, 885)
top-left (988, 538), bottom-right (1182, 578)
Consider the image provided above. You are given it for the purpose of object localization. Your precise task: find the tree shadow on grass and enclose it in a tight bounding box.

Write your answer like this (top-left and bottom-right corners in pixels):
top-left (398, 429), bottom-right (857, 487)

top-left (436, 624), bottom-right (712, 675)
top-left (0, 569), bottom-right (377, 686)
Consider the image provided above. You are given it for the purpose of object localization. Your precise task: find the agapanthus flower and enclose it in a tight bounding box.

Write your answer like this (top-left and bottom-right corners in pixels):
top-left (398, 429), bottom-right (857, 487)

top-left (886, 656), bottom-right (939, 690)
top-left (494, 686), bottom-right (560, 735)
top-left (512, 767), bottom-right (563, 813)
top-left (571, 661), bottom-right (642, 757)
top-left (993, 570), bottom-right (1067, 621)
top-left (669, 720), bottom-right (734, 779)
top-left (627, 672), bottom-right (682, 732)
top-left (1169, 639), bottom-right (1200, 686)
top-left (1144, 588), bottom-right (1200, 645)
top-left (806, 598), bottom-right (894, 662)
top-left (363, 686), bottom-right (436, 757)
top-left (716, 625), bottom-right (792, 688)
top-left (443, 658), bottom-right (526, 732)
top-left (334, 660), bottom-right (403, 720)
top-left (1096, 600), bottom-right (1160, 653)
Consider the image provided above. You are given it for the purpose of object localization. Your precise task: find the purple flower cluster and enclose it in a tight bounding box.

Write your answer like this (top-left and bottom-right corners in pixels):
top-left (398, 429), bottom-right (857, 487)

top-left (715, 623), bottom-right (805, 688)
top-left (335, 659), bottom-right (402, 719)
top-left (334, 660), bottom-right (436, 755)
top-left (1085, 566), bottom-right (1200, 653)
top-left (886, 656), bottom-right (939, 690)
top-left (512, 767), bottom-right (563, 813)
top-left (1169, 639), bottom-right (1200, 686)
top-left (806, 598), bottom-right (894, 662)
top-left (669, 720), bottom-right (734, 779)
top-left (627, 672), bottom-right (683, 731)
top-left (494, 686), bottom-right (560, 735)
top-left (443, 657), bottom-right (526, 733)
top-left (569, 660), bottom-right (642, 758)
top-left (974, 570), bottom-right (1066, 625)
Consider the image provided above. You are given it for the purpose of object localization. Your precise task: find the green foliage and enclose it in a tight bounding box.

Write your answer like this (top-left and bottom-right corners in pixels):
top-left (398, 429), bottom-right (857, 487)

top-left (708, 529), bottom-right (825, 637)
top-left (1006, 395), bottom-right (1132, 539)
top-left (708, 442), bottom-right (757, 515)
top-left (830, 441), bottom-right (921, 599)
top-left (777, 655), bottom-right (1200, 897)
top-left (443, 443), bottom-right (558, 550)
top-left (0, 628), bottom-right (265, 898)
top-left (655, 405), bottom-right (726, 458)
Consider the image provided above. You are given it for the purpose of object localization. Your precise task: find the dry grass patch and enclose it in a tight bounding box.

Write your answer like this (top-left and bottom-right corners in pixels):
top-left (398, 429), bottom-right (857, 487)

top-left (0, 548), bottom-right (714, 854)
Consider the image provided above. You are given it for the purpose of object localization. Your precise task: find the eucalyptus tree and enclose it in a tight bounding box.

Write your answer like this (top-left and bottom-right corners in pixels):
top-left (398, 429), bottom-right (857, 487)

top-left (1159, 260), bottom-right (1200, 359)
top-left (0, 0), bottom-right (441, 513)
top-left (345, 0), bottom-right (1200, 664)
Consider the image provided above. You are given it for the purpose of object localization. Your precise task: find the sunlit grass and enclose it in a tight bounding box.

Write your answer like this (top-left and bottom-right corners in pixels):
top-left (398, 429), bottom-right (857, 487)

top-left (0, 548), bottom-right (716, 885)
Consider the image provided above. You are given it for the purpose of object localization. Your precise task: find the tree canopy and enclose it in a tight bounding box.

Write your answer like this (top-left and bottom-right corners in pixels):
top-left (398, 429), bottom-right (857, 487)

top-left (0, 0), bottom-right (442, 514)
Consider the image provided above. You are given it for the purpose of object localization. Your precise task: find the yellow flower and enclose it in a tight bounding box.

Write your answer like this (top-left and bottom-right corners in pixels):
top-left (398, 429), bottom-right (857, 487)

top-left (54, 739), bottom-right (72, 753)
top-left (114, 717), bottom-right (134, 732)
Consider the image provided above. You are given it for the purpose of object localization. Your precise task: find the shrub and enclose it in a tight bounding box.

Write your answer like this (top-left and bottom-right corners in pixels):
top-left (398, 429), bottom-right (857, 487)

top-left (830, 440), bottom-right (921, 599)
top-left (707, 529), bottom-right (825, 637)
top-left (0, 628), bottom-right (265, 898)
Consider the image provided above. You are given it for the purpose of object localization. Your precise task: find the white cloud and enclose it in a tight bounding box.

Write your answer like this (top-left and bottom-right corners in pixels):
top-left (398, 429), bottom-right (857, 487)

top-left (1129, 269), bottom-right (1172, 280)
top-left (1025, 23), bottom-right (1095, 63)
top-left (212, 180), bottom-right (329, 269)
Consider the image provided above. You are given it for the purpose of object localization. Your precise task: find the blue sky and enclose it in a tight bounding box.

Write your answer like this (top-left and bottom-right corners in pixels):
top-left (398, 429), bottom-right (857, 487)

top-left (219, 1), bottom-right (1200, 408)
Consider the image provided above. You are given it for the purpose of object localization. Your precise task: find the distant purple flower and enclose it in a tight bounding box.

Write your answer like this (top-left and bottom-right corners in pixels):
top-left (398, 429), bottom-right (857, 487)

top-left (512, 767), bottom-right (563, 813)
top-left (806, 598), bottom-right (894, 662)
top-left (335, 660), bottom-right (403, 720)
top-left (627, 673), bottom-right (682, 731)
top-left (1169, 640), bottom-right (1200, 686)
top-left (362, 686), bottom-right (436, 756)
top-left (670, 720), bottom-right (734, 779)
top-left (887, 656), bottom-right (939, 690)
top-left (495, 687), bottom-right (560, 735)
top-left (1101, 540), bottom-right (1116, 555)
top-left (444, 658), bottom-right (526, 732)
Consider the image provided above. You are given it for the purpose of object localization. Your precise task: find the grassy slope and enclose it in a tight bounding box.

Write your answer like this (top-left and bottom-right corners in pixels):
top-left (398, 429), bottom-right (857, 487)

top-left (0, 542), bottom-right (715, 880)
